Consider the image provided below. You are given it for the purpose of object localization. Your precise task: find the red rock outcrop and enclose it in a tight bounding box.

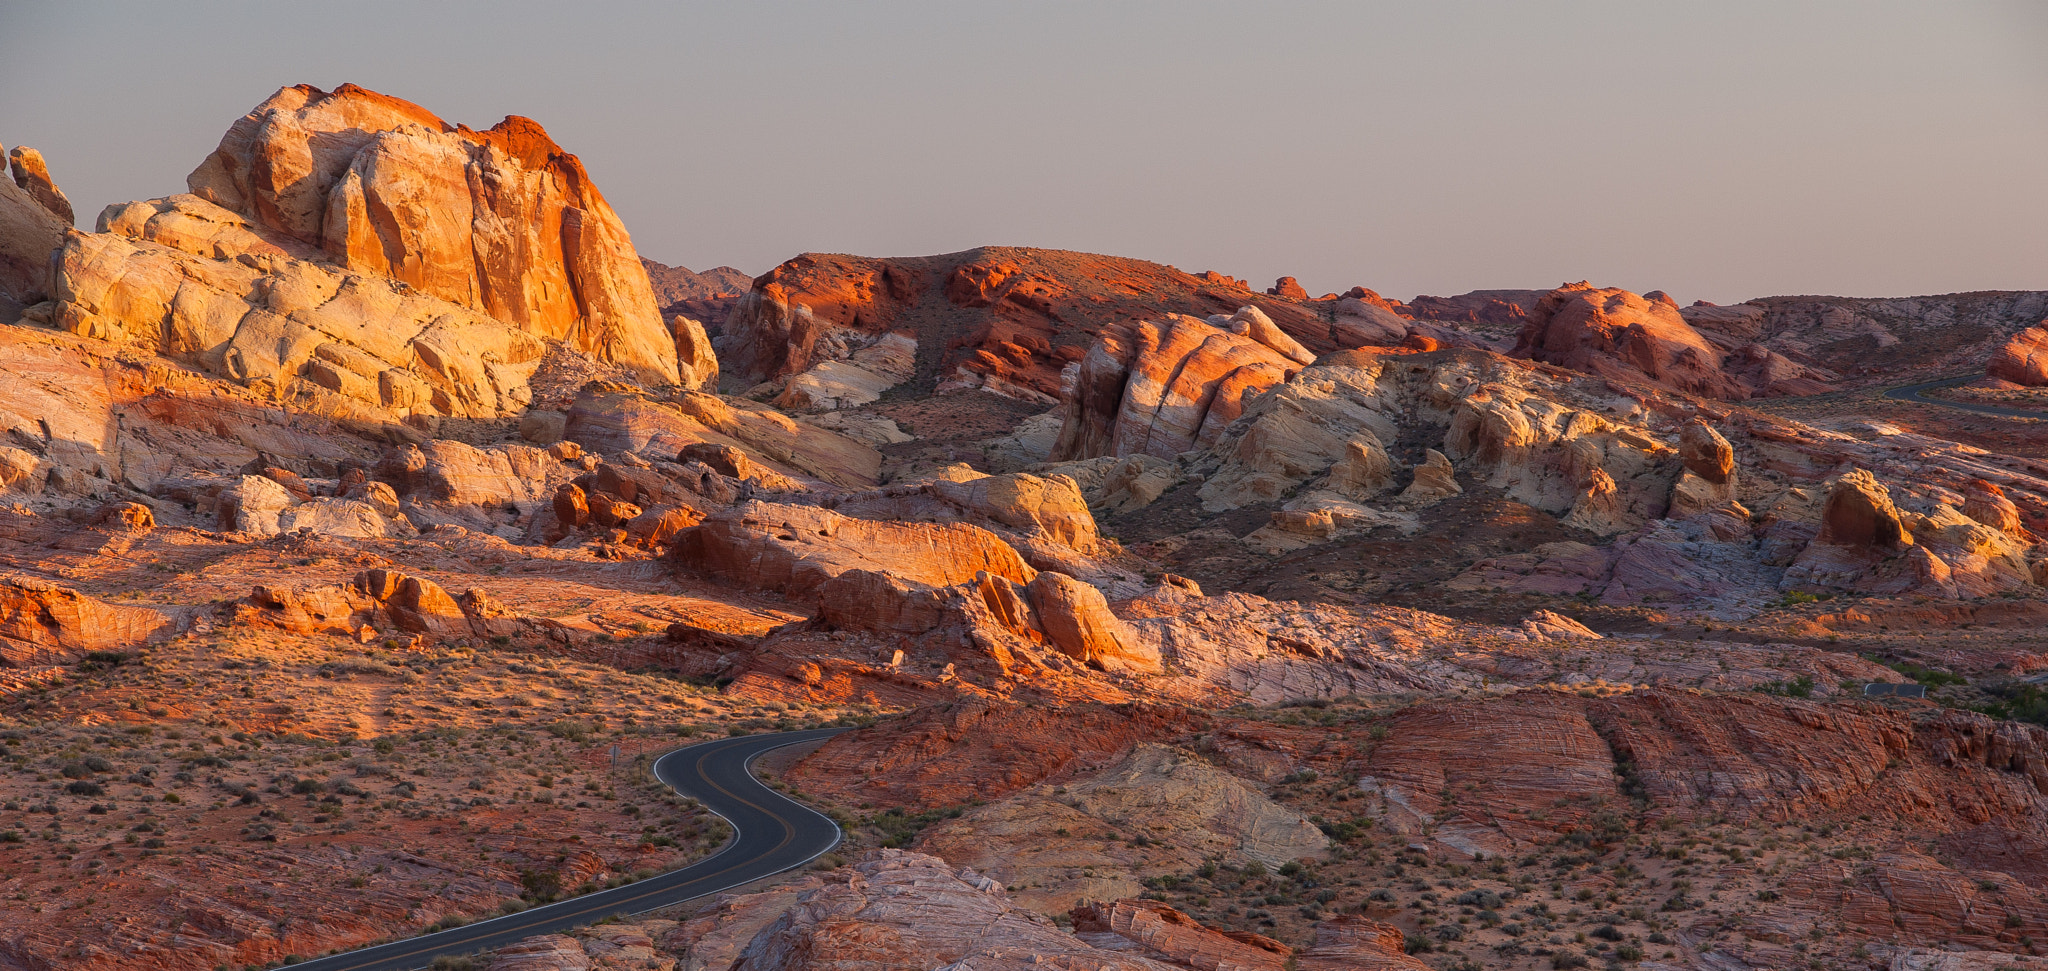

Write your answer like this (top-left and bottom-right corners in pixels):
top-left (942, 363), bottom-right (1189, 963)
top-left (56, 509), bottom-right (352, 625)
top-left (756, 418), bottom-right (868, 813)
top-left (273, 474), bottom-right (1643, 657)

top-left (1512, 282), bottom-right (1746, 398)
top-left (1816, 468), bottom-right (1912, 551)
top-left (672, 314), bottom-right (720, 391)
top-left (730, 850), bottom-right (1176, 971)
top-left (54, 205), bottom-right (554, 419)
top-left (1266, 275), bottom-right (1309, 301)
top-left (0, 146), bottom-right (67, 307)
top-left (1360, 690), bottom-right (1622, 855)
top-left (676, 500), bottom-right (1035, 597)
top-left (182, 83), bottom-right (676, 384)
top-left (0, 575), bottom-right (174, 665)
top-left (1679, 420), bottom-right (1735, 484)
top-left (718, 247), bottom-right (1330, 400)
top-left (1026, 571), bottom-right (1158, 673)
top-left (1297, 917), bottom-right (1431, 970)
top-left (1963, 479), bottom-right (2030, 538)
top-left (1987, 323), bottom-right (2048, 387)
top-left (1071, 899), bottom-right (1291, 970)
top-left (1050, 314), bottom-right (1300, 462)
top-left (8, 145), bottom-right (72, 225)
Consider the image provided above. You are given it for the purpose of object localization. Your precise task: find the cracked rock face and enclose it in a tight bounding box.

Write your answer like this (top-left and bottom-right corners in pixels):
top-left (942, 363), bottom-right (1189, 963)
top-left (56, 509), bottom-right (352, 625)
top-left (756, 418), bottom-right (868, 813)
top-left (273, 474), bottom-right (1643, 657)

top-left (183, 82), bottom-right (677, 385)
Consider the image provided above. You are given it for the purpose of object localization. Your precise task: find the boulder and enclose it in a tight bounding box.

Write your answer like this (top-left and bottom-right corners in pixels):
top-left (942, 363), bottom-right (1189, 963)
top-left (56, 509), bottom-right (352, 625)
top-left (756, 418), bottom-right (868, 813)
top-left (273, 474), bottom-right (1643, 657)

top-left (678, 442), bottom-right (750, 479)
top-left (278, 498), bottom-right (398, 539)
top-left (8, 146), bottom-right (72, 224)
top-left (1962, 479), bottom-right (2027, 537)
top-left (1818, 469), bottom-right (1912, 551)
top-left (0, 575), bottom-right (172, 665)
top-left (184, 83), bottom-right (678, 384)
top-left (675, 501), bottom-right (1036, 598)
top-left (351, 569), bottom-right (471, 637)
top-left (0, 447), bottom-right (37, 492)
top-left (1025, 572), bottom-right (1159, 674)
top-left (1266, 275), bottom-right (1309, 301)
top-left (672, 314), bottom-right (720, 391)
top-left (408, 440), bottom-right (558, 510)
top-left (1399, 448), bottom-right (1462, 504)
top-left (1330, 296), bottom-right (1411, 347)
top-left (1325, 436), bottom-right (1395, 500)
top-left (217, 474), bottom-right (295, 535)
top-left (346, 479), bottom-right (402, 519)
top-left (1679, 420), bottom-right (1736, 484)
top-left (1987, 324), bottom-right (2048, 387)
top-left (91, 501), bottom-right (156, 533)
top-left (816, 568), bottom-right (950, 634)
top-left (1561, 467), bottom-right (1629, 535)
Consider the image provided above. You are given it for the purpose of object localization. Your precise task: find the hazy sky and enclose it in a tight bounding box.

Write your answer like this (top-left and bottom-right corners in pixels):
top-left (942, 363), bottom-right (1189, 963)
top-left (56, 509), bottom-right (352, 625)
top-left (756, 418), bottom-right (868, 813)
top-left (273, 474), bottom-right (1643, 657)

top-left (3, 1), bottom-right (2044, 304)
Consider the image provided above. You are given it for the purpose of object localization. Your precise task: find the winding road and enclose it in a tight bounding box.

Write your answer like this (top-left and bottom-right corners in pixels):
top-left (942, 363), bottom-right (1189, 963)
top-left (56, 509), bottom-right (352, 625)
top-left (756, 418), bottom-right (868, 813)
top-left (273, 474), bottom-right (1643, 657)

top-left (287, 727), bottom-right (849, 971)
top-left (1881, 375), bottom-right (2048, 419)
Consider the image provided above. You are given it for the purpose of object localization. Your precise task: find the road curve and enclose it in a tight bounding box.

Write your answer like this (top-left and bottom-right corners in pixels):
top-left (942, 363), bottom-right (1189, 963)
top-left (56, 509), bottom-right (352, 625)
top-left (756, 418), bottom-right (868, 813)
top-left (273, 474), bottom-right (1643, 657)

top-left (1881, 375), bottom-right (2048, 419)
top-left (286, 727), bottom-right (849, 971)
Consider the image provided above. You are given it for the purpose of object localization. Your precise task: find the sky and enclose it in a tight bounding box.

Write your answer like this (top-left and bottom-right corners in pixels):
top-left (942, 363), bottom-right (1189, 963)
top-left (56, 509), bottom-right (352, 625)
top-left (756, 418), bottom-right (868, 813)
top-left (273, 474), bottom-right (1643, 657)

top-left (2, 1), bottom-right (2044, 305)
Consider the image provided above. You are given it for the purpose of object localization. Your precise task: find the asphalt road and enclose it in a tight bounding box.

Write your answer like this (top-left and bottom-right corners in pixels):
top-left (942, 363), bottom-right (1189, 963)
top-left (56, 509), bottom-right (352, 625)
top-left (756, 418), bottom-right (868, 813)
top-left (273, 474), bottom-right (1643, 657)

top-left (1881, 375), bottom-right (2048, 419)
top-left (285, 727), bottom-right (848, 971)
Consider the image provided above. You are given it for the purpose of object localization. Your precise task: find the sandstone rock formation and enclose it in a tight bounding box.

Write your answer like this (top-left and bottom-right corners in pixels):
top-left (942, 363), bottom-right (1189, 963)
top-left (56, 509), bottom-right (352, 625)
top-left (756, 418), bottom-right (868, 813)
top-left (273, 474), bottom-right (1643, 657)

top-left (8, 77), bottom-right (2048, 971)
top-left (729, 850), bottom-right (1175, 971)
top-left (672, 315), bottom-right (720, 392)
top-left (675, 500), bottom-right (1037, 598)
top-left (184, 83), bottom-right (677, 384)
top-left (1051, 314), bottom-right (1300, 462)
top-left (563, 384), bottom-right (882, 488)
top-left (773, 331), bottom-right (914, 411)
top-left (1513, 282), bottom-right (1747, 398)
top-left (0, 575), bottom-right (173, 665)
top-left (1399, 448), bottom-right (1461, 503)
top-left (1816, 468), bottom-right (1913, 551)
top-left (917, 744), bottom-right (1327, 911)
top-left (718, 248), bottom-right (1331, 402)
top-left (51, 192), bottom-right (540, 421)
top-left (1026, 571), bottom-right (1157, 673)
top-left (0, 147), bottom-right (67, 308)
top-left (1988, 323), bottom-right (2048, 386)
top-left (8, 145), bottom-right (72, 225)
top-left (1070, 899), bottom-right (1291, 971)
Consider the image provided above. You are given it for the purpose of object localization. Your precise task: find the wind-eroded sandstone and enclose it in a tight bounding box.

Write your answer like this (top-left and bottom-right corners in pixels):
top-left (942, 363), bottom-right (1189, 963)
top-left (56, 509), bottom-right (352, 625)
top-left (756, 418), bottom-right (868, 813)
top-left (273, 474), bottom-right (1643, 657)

top-left (187, 83), bottom-right (676, 384)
